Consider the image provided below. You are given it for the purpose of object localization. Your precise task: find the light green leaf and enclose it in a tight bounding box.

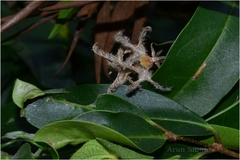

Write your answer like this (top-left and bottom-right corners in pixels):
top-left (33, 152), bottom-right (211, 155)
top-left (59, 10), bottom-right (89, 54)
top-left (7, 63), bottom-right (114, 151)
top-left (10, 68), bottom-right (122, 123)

top-left (97, 138), bottom-right (153, 159)
top-left (12, 79), bottom-right (69, 111)
top-left (48, 7), bottom-right (78, 39)
top-left (12, 79), bottom-right (45, 109)
top-left (2, 131), bottom-right (34, 140)
top-left (34, 120), bottom-right (137, 150)
top-left (70, 139), bottom-right (118, 159)
top-left (146, 1), bottom-right (239, 116)
top-left (202, 124), bottom-right (239, 150)
top-left (1, 151), bottom-right (10, 160)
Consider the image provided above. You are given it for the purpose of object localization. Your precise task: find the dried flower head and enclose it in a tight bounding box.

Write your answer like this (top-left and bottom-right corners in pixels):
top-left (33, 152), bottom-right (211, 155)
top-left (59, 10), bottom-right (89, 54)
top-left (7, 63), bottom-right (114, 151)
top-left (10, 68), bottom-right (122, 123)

top-left (92, 26), bottom-right (171, 94)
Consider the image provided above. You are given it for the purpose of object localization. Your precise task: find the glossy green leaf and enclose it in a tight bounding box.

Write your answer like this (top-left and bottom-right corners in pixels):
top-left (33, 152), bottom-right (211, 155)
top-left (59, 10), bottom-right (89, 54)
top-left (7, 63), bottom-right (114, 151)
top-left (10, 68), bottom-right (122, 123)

top-left (25, 97), bottom-right (84, 129)
top-left (73, 111), bottom-right (167, 152)
top-left (12, 79), bottom-right (45, 109)
top-left (97, 138), bottom-right (153, 159)
top-left (11, 143), bottom-right (32, 159)
top-left (70, 139), bottom-right (118, 159)
top-left (48, 7), bottom-right (78, 39)
top-left (24, 84), bottom-right (214, 136)
top-left (85, 85), bottom-right (214, 136)
top-left (145, 1), bottom-right (239, 116)
top-left (34, 120), bottom-right (160, 152)
top-left (12, 79), bottom-right (69, 109)
top-left (202, 124), bottom-right (239, 150)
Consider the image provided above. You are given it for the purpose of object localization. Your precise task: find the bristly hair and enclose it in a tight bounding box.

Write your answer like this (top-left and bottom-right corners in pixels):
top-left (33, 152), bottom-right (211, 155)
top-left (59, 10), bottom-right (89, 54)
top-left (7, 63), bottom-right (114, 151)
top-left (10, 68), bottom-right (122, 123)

top-left (92, 26), bottom-right (171, 94)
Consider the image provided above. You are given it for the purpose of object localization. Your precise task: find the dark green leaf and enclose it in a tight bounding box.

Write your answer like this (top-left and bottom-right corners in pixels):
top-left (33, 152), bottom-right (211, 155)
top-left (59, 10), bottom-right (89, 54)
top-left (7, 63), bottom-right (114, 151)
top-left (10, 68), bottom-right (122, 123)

top-left (34, 141), bottom-right (59, 159)
top-left (73, 111), bottom-right (167, 153)
top-left (70, 139), bottom-right (118, 159)
top-left (11, 143), bottom-right (32, 159)
top-left (25, 97), bottom-right (84, 129)
top-left (205, 82), bottom-right (239, 129)
top-left (1, 102), bottom-right (38, 136)
top-left (25, 84), bottom-right (214, 136)
top-left (97, 138), bottom-right (153, 159)
top-left (146, 1), bottom-right (239, 116)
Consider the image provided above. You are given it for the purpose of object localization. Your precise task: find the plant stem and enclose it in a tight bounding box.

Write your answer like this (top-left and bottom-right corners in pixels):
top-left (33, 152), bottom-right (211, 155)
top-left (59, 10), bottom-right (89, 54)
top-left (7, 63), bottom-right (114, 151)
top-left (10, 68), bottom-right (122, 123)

top-left (176, 136), bottom-right (240, 158)
top-left (149, 120), bottom-right (240, 158)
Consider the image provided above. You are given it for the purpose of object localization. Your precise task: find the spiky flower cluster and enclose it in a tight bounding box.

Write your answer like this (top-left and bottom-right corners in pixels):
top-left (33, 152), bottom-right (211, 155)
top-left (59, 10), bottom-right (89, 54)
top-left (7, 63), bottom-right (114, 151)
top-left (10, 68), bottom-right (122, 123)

top-left (92, 26), bottom-right (171, 94)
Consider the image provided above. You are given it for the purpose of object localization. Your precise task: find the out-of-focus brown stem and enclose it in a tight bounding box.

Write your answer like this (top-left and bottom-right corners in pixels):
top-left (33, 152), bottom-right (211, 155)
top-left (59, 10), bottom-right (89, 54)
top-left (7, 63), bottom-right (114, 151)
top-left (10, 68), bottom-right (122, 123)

top-left (54, 2), bottom-right (99, 75)
top-left (1, 0), bottom-right (45, 33)
top-left (39, 1), bottom-right (96, 12)
top-left (2, 13), bottom-right (59, 43)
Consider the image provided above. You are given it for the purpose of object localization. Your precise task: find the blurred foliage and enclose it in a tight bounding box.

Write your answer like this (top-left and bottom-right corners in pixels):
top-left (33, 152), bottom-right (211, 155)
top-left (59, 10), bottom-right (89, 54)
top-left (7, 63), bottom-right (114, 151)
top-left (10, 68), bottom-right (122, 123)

top-left (1, 1), bottom-right (198, 106)
top-left (2, 1), bottom-right (239, 159)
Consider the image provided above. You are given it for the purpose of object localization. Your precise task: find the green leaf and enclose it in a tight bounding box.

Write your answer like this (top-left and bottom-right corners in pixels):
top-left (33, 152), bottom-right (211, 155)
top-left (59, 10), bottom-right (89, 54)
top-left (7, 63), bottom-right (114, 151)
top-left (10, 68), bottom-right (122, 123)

top-left (205, 82), bottom-right (239, 129)
top-left (70, 139), bottom-right (118, 159)
top-left (33, 141), bottom-right (59, 159)
top-left (11, 143), bottom-right (32, 159)
top-left (146, 1), bottom-right (239, 116)
top-left (1, 102), bottom-right (35, 136)
top-left (48, 7), bottom-right (78, 39)
top-left (154, 143), bottom-right (202, 159)
top-left (73, 111), bottom-right (167, 152)
top-left (12, 79), bottom-right (45, 109)
top-left (95, 85), bottom-right (214, 136)
top-left (12, 78), bottom-right (69, 116)
top-left (202, 124), bottom-right (239, 150)
top-left (24, 84), bottom-right (214, 136)
top-left (25, 97), bottom-right (84, 129)
top-left (2, 131), bottom-right (34, 140)
top-left (1, 151), bottom-right (10, 160)
top-left (34, 115), bottom-right (167, 153)
top-left (97, 138), bottom-right (153, 159)
top-left (33, 120), bottom-right (136, 150)
top-left (1, 133), bottom-right (59, 159)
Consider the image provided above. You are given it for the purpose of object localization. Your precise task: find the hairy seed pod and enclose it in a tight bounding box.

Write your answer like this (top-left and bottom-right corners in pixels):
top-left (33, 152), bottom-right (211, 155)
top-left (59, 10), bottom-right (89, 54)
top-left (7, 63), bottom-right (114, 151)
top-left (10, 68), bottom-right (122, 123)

top-left (140, 55), bottom-right (153, 69)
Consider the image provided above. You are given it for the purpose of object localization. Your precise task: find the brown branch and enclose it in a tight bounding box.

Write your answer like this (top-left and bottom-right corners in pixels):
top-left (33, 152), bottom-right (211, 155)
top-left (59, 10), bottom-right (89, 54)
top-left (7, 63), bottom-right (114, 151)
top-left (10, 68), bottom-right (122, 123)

top-left (177, 136), bottom-right (240, 158)
top-left (148, 120), bottom-right (239, 158)
top-left (54, 23), bottom-right (83, 75)
top-left (39, 1), bottom-right (96, 12)
top-left (54, 2), bottom-right (99, 75)
top-left (2, 13), bottom-right (59, 43)
top-left (94, 1), bottom-right (111, 83)
top-left (1, 0), bottom-right (45, 33)
top-left (131, 1), bottom-right (149, 44)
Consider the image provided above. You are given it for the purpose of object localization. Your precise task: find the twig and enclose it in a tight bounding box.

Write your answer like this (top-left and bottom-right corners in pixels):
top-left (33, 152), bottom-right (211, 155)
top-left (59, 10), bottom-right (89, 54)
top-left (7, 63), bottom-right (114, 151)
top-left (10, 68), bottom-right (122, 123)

top-left (2, 13), bottom-right (59, 43)
top-left (39, 1), bottom-right (96, 12)
top-left (1, 0), bottom-right (45, 33)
